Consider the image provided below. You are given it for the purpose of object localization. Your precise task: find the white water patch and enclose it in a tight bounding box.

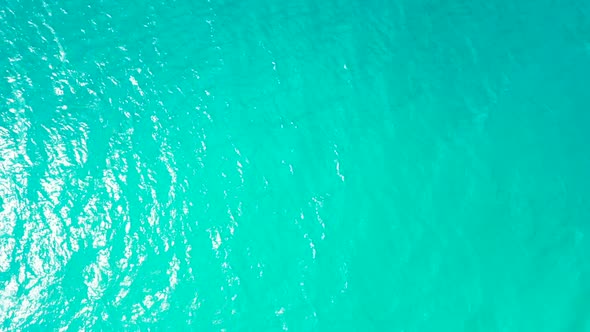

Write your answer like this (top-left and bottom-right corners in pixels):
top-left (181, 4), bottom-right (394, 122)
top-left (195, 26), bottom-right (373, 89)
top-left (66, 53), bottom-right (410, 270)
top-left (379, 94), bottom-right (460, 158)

top-left (333, 144), bottom-right (345, 182)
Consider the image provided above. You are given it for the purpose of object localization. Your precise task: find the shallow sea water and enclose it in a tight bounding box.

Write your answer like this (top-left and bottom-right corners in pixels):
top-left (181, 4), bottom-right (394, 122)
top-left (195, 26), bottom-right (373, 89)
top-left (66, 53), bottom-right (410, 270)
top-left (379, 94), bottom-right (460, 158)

top-left (1, 0), bottom-right (590, 330)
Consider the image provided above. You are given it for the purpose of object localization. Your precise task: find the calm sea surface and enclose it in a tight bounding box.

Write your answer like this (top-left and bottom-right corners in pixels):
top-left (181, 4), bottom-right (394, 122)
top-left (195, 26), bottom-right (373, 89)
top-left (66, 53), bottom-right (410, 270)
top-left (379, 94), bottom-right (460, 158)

top-left (1, 0), bottom-right (590, 330)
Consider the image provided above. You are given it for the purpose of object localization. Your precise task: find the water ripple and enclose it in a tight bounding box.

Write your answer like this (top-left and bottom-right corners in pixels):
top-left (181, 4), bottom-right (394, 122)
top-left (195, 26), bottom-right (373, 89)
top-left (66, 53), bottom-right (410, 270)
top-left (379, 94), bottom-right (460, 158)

top-left (2, 0), bottom-right (590, 330)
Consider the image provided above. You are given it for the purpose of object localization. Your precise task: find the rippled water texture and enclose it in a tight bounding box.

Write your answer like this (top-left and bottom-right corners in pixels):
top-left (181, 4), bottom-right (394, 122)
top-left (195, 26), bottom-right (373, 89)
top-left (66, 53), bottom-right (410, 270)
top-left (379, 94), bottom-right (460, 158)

top-left (2, 0), bottom-right (590, 330)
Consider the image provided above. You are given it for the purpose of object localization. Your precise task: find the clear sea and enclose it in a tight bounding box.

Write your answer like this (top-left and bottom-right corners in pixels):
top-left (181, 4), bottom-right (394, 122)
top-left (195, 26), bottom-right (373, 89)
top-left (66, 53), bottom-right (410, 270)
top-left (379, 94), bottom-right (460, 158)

top-left (1, 0), bottom-right (590, 330)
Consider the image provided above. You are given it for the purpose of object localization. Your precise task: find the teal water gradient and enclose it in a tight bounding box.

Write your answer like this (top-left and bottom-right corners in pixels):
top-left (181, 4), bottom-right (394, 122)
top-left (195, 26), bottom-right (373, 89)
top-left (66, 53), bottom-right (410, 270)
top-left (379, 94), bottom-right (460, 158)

top-left (1, 0), bottom-right (590, 330)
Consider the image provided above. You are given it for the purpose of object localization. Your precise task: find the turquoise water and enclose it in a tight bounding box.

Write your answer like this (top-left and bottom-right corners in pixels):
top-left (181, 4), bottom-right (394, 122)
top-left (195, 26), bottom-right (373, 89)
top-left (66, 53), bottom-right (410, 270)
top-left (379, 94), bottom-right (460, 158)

top-left (1, 0), bottom-right (590, 330)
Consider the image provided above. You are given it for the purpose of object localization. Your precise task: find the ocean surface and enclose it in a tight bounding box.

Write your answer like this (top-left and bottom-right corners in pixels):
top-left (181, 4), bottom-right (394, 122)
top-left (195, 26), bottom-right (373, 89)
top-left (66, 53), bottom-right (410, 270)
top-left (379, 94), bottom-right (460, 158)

top-left (1, 0), bottom-right (590, 330)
